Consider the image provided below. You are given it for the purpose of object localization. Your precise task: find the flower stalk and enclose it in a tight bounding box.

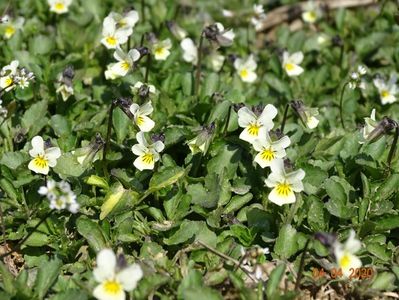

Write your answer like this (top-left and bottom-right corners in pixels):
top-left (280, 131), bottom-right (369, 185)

top-left (194, 31), bottom-right (204, 97)
top-left (387, 124), bottom-right (399, 168)
top-left (339, 81), bottom-right (349, 129)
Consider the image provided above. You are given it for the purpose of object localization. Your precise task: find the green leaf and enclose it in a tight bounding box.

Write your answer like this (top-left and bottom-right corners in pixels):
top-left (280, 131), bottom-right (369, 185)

top-left (76, 216), bottom-right (108, 251)
top-left (149, 166), bottom-right (185, 191)
top-left (375, 215), bottom-right (399, 231)
top-left (34, 258), bottom-right (62, 299)
top-left (324, 176), bottom-right (354, 219)
top-left (53, 153), bottom-right (85, 178)
top-left (223, 193), bottom-right (253, 214)
top-left (307, 196), bottom-right (327, 232)
top-left (100, 183), bottom-right (126, 220)
top-left (112, 107), bottom-right (130, 143)
top-left (21, 100), bottom-right (48, 138)
top-left (0, 261), bottom-right (15, 295)
top-left (274, 224), bottom-right (298, 259)
top-left (370, 272), bottom-right (396, 291)
top-left (49, 114), bottom-right (72, 137)
top-left (201, 73), bottom-right (219, 98)
top-left (0, 151), bottom-right (30, 170)
top-left (30, 35), bottom-right (54, 55)
top-left (207, 143), bottom-right (241, 179)
top-left (266, 263), bottom-right (286, 299)
top-left (86, 175), bottom-right (109, 190)
top-left (164, 220), bottom-right (216, 247)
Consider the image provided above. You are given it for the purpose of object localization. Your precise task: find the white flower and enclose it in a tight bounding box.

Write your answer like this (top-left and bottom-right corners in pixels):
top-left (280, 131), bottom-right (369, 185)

top-left (237, 104), bottom-right (278, 143)
top-left (187, 137), bottom-right (207, 154)
top-left (56, 84), bottom-right (74, 101)
top-left (101, 16), bottom-right (132, 49)
top-left (214, 23), bottom-right (235, 47)
top-left (152, 39), bottom-right (172, 61)
top-left (109, 10), bottom-right (139, 31)
top-left (264, 159), bottom-right (305, 206)
top-left (303, 107), bottom-right (319, 129)
top-left (348, 65), bottom-right (367, 90)
top-left (359, 109), bottom-right (378, 144)
top-left (234, 55), bottom-right (257, 83)
top-left (222, 9), bottom-right (235, 18)
top-left (1, 15), bottom-right (24, 39)
top-left (180, 38), bottom-right (198, 65)
top-left (253, 133), bottom-right (291, 168)
top-left (14, 68), bottom-right (35, 89)
top-left (28, 136), bottom-right (61, 175)
top-left (104, 47), bottom-right (140, 79)
top-left (282, 51), bottom-right (304, 77)
top-left (373, 75), bottom-right (397, 105)
top-left (209, 52), bottom-right (225, 72)
top-left (301, 1), bottom-right (320, 24)
top-left (131, 132), bottom-right (164, 171)
top-left (129, 101), bottom-right (155, 132)
top-left (251, 4), bottom-right (267, 31)
top-left (93, 249), bottom-right (143, 300)
top-left (0, 60), bottom-right (19, 91)
top-left (131, 81), bottom-right (156, 95)
top-left (48, 0), bottom-right (73, 14)
top-left (38, 179), bottom-right (79, 213)
top-left (333, 230), bottom-right (362, 278)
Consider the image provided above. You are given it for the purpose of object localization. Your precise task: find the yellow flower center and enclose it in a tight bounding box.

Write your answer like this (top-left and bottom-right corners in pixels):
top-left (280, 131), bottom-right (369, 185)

top-left (5, 77), bottom-right (13, 87)
top-left (142, 153), bottom-right (154, 165)
top-left (33, 155), bottom-right (48, 169)
top-left (154, 47), bottom-right (166, 57)
top-left (118, 19), bottom-right (127, 27)
top-left (106, 36), bottom-right (117, 46)
top-left (247, 123), bottom-right (261, 136)
top-left (285, 63), bottom-right (295, 71)
top-left (381, 90), bottom-right (390, 98)
top-left (121, 61), bottom-right (130, 71)
top-left (239, 69), bottom-right (249, 79)
top-left (339, 254), bottom-right (351, 268)
top-left (136, 115), bottom-right (144, 126)
top-left (306, 11), bottom-right (317, 22)
top-left (276, 182), bottom-right (292, 197)
top-left (5, 25), bottom-right (15, 37)
top-left (103, 280), bottom-right (122, 295)
top-left (54, 2), bottom-right (65, 11)
top-left (260, 147), bottom-right (275, 161)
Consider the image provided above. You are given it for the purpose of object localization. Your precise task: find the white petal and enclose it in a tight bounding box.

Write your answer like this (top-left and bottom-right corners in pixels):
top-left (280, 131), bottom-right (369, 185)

top-left (286, 169), bottom-right (306, 186)
top-left (306, 116), bottom-right (319, 129)
top-left (240, 70), bottom-right (257, 83)
top-left (102, 16), bottom-right (116, 36)
top-left (153, 141), bottom-right (165, 153)
top-left (29, 136), bottom-right (44, 157)
top-left (138, 101), bottom-right (153, 116)
top-left (285, 64), bottom-right (304, 76)
top-left (258, 104), bottom-right (278, 130)
top-left (132, 144), bottom-right (148, 156)
top-left (234, 58), bottom-right (243, 70)
top-left (110, 61), bottom-right (130, 77)
top-left (128, 49), bottom-right (141, 62)
top-left (135, 131), bottom-right (148, 147)
top-left (254, 152), bottom-right (273, 168)
top-left (134, 156), bottom-right (155, 171)
top-left (264, 171), bottom-right (284, 187)
top-left (45, 147), bottom-right (61, 161)
top-left (129, 103), bottom-right (139, 115)
top-left (113, 47), bottom-right (127, 62)
top-left (273, 135), bottom-right (291, 149)
top-left (93, 282), bottom-right (125, 300)
top-left (28, 159), bottom-right (49, 175)
top-left (93, 249), bottom-right (117, 282)
top-left (290, 51), bottom-right (304, 64)
top-left (344, 230), bottom-right (362, 253)
top-left (116, 264), bottom-right (143, 291)
top-left (269, 158), bottom-right (286, 176)
top-left (268, 187), bottom-right (296, 206)
top-left (237, 107), bottom-right (256, 128)
top-left (136, 115), bottom-right (155, 132)
top-left (245, 55), bottom-right (257, 70)
top-left (239, 126), bottom-right (266, 143)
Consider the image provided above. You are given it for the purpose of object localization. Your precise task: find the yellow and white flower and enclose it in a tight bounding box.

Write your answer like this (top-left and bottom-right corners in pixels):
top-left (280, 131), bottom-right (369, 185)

top-left (237, 104), bottom-right (278, 143)
top-left (187, 123), bottom-right (215, 155)
top-left (333, 230), bottom-right (362, 278)
top-left (180, 38), bottom-right (198, 65)
top-left (57, 84), bottom-right (74, 101)
top-left (1, 15), bottom-right (24, 39)
top-left (129, 101), bottom-right (155, 132)
top-left (214, 23), bottom-right (235, 47)
top-left (301, 0), bottom-right (321, 24)
top-left (28, 136), bottom-right (61, 175)
top-left (101, 16), bottom-right (132, 49)
top-left (282, 51), bottom-right (304, 77)
top-left (104, 47), bottom-right (140, 79)
top-left (359, 109), bottom-right (377, 144)
top-left (93, 249), bottom-right (143, 300)
top-left (0, 60), bottom-right (19, 91)
top-left (109, 10), bottom-right (139, 31)
top-left (253, 133), bottom-right (291, 168)
top-left (152, 38), bottom-right (172, 61)
top-left (234, 55), bottom-right (257, 83)
top-left (264, 159), bottom-right (305, 206)
top-left (373, 75), bottom-right (398, 105)
top-left (48, 0), bottom-right (73, 14)
top-left (132, 132), bottom-right (164, 171)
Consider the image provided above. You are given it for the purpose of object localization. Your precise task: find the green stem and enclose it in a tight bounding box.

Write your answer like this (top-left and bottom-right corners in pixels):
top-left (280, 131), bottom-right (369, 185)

top-left (194, 32), bottom-right (204, 98)
top-left (144, 54), bottom-right (151, 83)
top-left (280, 103), bottom-right (290, 133)
top-left (0, 210), bottom-right (53, 259)
top-left (294, 237), bottom-right (311, 291)
top-left (387, 126), bottom-right (399, 168)
top-left (223, 105), bottom-right (232, 136)
top-left (102, 100), bottom-right (116, 178)
top-left (339, 82), bottom-right (349, 129)
top-left (141, 0), bottom-right (146, 24)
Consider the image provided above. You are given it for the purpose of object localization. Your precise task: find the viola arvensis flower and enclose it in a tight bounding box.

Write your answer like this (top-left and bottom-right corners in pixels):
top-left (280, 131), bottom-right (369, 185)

top-left (348, 65), bottom-right (367, 90)
top-left (180, 38), bottom-right (198, 65)
top-left (234, 55), bottom-right (257, 83)
top-left (101, 16), bottom-right (131, 49)
top-left (109, 10), bottom-right (139, 31)
top-left (129, 101), bottom-right (155, 132)
top-left (373, 74), bottom-right (398, 105)
top-left (1, 15), bottom-right (24, 39)
top-left (93, 249), bottom-right (143, 300)
top-left (237, 104), bottom-right (278, 143)
top-left (253, 133), bottom-right (291, 168)
top-left (152, 38), bottom-right (172, 61)
top-left (105, 47), bottom-right (140, 80)
top-left (38, 179), bottom-right (79, 213)
top-left (333, 230), bottom-right (362, 278)
top-left (48, 0), bottom-right (73, 14)
top-left (282, 51), bottom-right (304, 77)
top-left (28, 136), bottom-right (61, 175)
top-left (131, 132), bottom-right (164, 171)
top-left (264, 159), bottom-right (305, 206)
top-left (301, 0), bottom-right (321, 24)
